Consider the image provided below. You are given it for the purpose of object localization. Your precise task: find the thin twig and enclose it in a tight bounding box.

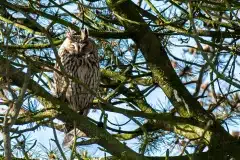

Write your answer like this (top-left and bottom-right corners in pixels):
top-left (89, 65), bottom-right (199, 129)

top-left (51, 121), bottom-right (67, 160)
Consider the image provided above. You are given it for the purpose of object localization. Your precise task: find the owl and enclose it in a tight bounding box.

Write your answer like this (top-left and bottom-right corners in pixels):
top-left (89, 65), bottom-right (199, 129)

top-left (53, 28), bottom-right (100, 146)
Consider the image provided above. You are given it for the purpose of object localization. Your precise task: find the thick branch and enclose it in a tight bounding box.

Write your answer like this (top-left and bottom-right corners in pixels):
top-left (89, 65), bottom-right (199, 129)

top-left (0, 57), bottom-right (149, 160)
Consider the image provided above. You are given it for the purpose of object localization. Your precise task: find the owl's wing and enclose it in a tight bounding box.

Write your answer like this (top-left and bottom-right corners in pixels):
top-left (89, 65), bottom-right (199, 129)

top-left (52, 49), bottom-right (66, 98)
top-left (53, 66), bottom-right (61, 97)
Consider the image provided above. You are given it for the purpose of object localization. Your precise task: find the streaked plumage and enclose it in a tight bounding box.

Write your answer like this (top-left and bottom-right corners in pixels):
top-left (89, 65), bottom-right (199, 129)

top-left (53, 29), bottom-right (100, 146)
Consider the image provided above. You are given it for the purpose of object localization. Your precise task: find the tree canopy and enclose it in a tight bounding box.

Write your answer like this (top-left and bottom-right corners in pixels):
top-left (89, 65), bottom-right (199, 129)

top-left (0, 0), bottom-right (240, 159)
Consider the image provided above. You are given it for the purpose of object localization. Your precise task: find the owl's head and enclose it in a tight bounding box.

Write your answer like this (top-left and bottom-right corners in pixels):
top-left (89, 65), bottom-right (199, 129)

top-left (63, 28), bottom-right (95, 56)
top-left (66, 28), bottom-right (88, 42)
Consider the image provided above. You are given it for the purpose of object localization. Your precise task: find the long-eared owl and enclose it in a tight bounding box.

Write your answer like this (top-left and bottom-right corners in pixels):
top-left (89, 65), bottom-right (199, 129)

top-left (53, 28), bottom-right (100, 146)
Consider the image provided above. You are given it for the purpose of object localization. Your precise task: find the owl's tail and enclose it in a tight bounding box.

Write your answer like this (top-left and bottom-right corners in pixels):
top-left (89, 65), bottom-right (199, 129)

top-left (62, 128), bottom-right (87, 147)
top-left (62, 119), bottom-right (87, 147)
top-left (62, 110), bottom-right (89, 147)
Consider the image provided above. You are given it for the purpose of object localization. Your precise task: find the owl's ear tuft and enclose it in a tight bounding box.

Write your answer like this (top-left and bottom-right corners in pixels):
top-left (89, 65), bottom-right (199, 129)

top-left (66, 32), bottom-right (72, 39)
top-left (81, 28), bottom-right (89, 40)
top-left (66, 28), bottom-right (75, 38)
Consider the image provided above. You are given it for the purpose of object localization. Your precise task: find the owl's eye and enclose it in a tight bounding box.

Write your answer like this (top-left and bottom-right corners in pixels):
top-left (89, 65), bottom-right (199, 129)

top-left (80, 42), bottom-right (88, 48)
top-left (82, 41), bottom-right (89, 46)
top-left (70, 44), bottom-right (76, 49)
top-left (80, 39), bottom-right (88, 43)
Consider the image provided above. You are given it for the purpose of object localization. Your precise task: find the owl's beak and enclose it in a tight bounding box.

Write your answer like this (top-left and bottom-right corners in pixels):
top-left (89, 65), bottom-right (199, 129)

top-left (72, 43), bottom-right (88, 54)
top-left (76, 44), bottom-right (80, 53)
